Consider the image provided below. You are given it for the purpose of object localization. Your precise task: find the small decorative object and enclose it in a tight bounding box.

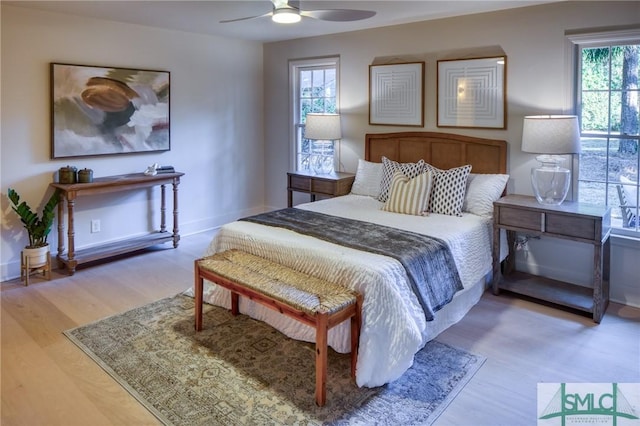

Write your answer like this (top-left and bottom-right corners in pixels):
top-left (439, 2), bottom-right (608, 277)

top-left (51, 63), bottom-right (170, 158)
top-left (78, 168), bottom-right (94, 183)
top-left (7, 187), bottom-right (60, 285)
top-left (369, 62), bottom-right (424, 126)
top-left (305, 113), bottom-right (341, 174)
top-left (58, 165), bottom-right (78, 183)
top-left (144, 163), bottom-right (160, 176)
top-left (521, 115), bottom-right (581, 205)
top-left (143, 164), bottom-right (174, 176)
top-left (156, 165), bottom-right (175, 174)
top-left (437, 56), bottom-right (506, 129)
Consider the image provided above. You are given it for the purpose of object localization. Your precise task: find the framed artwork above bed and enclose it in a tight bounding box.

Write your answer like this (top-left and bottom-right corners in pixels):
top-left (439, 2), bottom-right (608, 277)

top-left (369, 62), bottom-right (425, 127)
top-left (50, 63), bottom-right (170, 158)
top-left (437, 56), bottom-right (507, 129)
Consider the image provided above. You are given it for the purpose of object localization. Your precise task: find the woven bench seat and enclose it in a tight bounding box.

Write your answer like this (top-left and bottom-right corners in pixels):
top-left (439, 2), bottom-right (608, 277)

top-left (194, 249), bottom-right (362, 406)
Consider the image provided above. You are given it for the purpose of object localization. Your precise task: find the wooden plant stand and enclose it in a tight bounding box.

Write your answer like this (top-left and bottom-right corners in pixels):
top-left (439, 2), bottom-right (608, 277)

top-left (21, 251), bottom-right (51, 286)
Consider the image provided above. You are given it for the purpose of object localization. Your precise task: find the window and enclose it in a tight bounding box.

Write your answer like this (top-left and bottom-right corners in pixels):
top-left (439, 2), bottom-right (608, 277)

top-left (571, 30), bottom-right (639, 234)
top-left (290, 57), bottom-right (339, 172)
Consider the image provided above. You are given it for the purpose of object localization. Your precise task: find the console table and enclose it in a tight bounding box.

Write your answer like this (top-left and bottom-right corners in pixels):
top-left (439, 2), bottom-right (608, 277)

top-left (50, 172), bottom-right (184, 274)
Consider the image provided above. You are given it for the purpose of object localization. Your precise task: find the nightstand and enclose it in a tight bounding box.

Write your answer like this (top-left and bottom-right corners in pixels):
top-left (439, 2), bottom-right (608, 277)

top-left (492, 194), bottom-right (611, 323)
top-left (287, 171), bottom-right (355, 207)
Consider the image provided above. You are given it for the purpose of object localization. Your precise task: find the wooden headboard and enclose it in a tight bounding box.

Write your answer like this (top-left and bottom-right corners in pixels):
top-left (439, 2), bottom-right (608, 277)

top-left (365, 132), bottom-right (507, 174)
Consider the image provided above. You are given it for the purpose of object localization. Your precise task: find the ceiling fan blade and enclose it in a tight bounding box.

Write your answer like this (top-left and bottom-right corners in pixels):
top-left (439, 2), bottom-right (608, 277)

top-left (220, 11), bottom-right (272, 24)
top-left (301, 9), bottom-right (376, 22)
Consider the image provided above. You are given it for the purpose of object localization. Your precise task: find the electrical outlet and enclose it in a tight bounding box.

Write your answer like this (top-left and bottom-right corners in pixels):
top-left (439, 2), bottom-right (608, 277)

top-left (91, 219), bottom-right (101, 233)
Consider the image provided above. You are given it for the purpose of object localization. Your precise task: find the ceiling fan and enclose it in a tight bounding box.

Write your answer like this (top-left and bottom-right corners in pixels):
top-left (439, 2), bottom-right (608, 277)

top-left (220, 0), bottom-right (376, 24)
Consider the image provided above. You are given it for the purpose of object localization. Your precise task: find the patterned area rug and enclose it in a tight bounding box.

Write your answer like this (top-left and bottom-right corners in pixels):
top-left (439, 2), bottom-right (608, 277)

top-left (64, 294), bottom-right (485, 425)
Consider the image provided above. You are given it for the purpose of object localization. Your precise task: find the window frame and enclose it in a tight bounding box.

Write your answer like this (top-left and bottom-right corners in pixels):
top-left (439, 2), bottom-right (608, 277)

top-left (568, 29), bottom-right (640, 237)
top-left (289, 56), bottom-right (340, 172)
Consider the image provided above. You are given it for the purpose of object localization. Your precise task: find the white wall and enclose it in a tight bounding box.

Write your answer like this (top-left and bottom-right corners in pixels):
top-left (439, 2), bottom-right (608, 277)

top-left (262, 1), bottom-right (640, 307)
top-left (1, 5), bottom-right (265, 280)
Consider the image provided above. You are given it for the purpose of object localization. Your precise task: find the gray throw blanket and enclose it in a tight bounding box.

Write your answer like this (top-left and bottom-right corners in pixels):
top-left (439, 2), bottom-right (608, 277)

top-left (240, 208), bottom-right (463, 321)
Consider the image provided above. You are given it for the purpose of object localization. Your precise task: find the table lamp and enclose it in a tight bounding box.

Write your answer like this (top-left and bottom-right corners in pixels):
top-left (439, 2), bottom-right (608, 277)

top-left (521, 115), bottom-right (581, 205)
top-left (304, 113), bottom-right (341, 174)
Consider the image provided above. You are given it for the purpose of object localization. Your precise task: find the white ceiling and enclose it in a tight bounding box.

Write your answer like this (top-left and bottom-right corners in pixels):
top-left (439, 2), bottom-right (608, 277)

top-left (6, 0), bottom-right (560, 43)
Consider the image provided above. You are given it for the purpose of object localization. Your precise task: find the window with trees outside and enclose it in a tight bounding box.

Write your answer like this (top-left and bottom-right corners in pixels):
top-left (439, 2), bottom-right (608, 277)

top-left (290, 57), bottom-right (339, 172)
top-left (572, 31), bottom-right (639, 235)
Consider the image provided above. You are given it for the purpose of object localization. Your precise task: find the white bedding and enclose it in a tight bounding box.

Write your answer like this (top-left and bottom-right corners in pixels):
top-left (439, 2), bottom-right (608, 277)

top-left (197, 194), bottom-right (502, 387)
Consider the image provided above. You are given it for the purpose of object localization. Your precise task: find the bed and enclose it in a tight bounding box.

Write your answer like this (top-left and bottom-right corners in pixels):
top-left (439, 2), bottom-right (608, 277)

top-left (198, 131), bottom-right (508, 388)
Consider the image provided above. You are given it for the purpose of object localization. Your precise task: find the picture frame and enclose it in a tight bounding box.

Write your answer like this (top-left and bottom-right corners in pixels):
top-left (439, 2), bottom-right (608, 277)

top-left (50, 63), bottom-right (170, 158)
top-left (369, 62), bottom-right (425, 126)
top-left (437, 56), bottom-right (506, 129)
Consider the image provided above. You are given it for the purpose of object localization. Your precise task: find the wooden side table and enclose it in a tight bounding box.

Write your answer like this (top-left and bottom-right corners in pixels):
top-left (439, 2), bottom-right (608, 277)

top-left (287, 171), bottom-right (355, 207)
top-left (492, 194), bottom-right (611, 323)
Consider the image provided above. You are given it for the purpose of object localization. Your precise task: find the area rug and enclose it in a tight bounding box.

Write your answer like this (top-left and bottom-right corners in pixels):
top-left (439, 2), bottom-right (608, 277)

top-left (64, 294), bottom-right (485, 425)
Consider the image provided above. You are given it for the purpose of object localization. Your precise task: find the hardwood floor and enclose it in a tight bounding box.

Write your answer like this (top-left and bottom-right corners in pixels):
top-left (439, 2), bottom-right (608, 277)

top-left (2, 230), bottom-right (639, 426)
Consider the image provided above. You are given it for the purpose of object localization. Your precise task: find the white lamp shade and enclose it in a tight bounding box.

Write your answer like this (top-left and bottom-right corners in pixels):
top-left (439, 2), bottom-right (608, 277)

top-left (521, 115), bottom-right (581, 154)
top-left (305, 114), bottom-right (342, 140)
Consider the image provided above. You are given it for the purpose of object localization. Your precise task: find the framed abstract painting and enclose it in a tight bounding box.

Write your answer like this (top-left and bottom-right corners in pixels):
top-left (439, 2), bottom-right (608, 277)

top-left (50, 63), bottom-right (170, 158)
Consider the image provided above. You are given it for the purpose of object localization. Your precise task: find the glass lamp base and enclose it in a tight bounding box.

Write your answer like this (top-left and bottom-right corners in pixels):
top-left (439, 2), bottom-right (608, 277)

top-left (310, 140), bottom-right (335, 174)
top-left (311, 155), bottom-right (334, 174)
top-left (531, 156), bottom-right (571, 205)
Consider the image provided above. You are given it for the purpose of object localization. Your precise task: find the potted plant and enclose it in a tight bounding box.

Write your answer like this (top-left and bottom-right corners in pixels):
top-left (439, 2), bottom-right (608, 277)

top-left (7, 188), bottom-right (60, 268)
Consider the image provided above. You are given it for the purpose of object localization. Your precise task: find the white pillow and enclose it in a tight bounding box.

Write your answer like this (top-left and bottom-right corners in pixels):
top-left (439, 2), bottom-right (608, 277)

top-left (378, 157), bottom-right (426, 202)
top-left (382, 170), bottom-right (433, 216)
top-left (351, 159), bottom-right (383, 198)
top-left (463, 173), bottom-right (509, 217)
top-left (424, 164), bottom-right (472, 216)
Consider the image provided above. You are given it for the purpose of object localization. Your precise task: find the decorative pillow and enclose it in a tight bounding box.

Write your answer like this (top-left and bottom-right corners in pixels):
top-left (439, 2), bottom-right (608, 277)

top-left (424, 163), bottom-right (472, 216)
top-left (378, 157), bottom-right (425, 202)
top-left (382, 171), bottom-right (433, 216)
top-left (463, 173), bottom-right (509, 217)
top-left (351, 159), bottom-right (384, 198)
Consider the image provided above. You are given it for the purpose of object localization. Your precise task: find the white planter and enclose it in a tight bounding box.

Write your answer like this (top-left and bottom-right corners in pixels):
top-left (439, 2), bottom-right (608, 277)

top-left (22, 245), bottom-right (49, 268)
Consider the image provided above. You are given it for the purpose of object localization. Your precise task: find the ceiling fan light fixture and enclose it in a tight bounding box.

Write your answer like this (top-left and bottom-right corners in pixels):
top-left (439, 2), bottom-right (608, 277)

top-left (272, 7), bottom-right (301, 24)
top-left (221, 0), bottom-right (376, 25)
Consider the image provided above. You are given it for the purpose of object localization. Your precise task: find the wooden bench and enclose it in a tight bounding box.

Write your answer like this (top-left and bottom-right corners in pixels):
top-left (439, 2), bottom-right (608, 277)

top-left (194, 249), bottom-right (363, 406)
